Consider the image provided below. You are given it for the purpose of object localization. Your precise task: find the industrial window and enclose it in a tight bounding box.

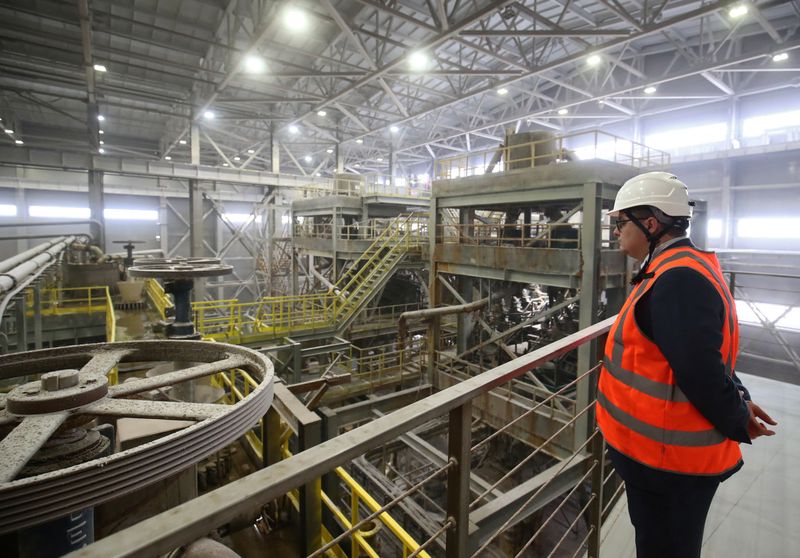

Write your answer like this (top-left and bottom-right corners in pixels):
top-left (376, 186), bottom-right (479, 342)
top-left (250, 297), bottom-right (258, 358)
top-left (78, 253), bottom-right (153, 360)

top-left (645, 122), bottom-right (728, 150)
top-left (29, 206), bottom-right (158, 221)
top-left (742, 109), bottom-right (800, 138)
top-left (736, 300), bottom-right (800, 332)
top-left (29, 205), bottom-right (90, 218)
top-left (0, 204), bottom-right (16, 216)
top-left (707, 218), bottom-right (723, 238)
top-left (737, 217), bottom-right (800, 239)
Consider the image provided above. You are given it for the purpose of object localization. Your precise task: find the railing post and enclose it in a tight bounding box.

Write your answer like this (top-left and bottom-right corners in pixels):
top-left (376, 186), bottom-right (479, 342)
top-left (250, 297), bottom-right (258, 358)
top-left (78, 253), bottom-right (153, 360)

top-left (33, 283), bottom-right (43, 350)
top-left (446, 401), bottom-right (472, 558)
top-left (299, 413), bottom-right (323, 556)
top-left (588, 432), bottom-right (605, 558)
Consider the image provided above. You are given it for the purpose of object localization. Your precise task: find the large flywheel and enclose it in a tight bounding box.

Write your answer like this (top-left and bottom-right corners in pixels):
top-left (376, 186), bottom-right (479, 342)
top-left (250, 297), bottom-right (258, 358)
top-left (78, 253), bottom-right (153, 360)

top-left (0, 340), bottom-right (273, 533)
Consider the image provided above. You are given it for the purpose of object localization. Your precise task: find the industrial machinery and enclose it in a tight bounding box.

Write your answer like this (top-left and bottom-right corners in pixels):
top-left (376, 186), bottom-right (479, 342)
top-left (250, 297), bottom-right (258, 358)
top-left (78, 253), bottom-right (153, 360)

top-left (0, 340), bottom-right (273, 556)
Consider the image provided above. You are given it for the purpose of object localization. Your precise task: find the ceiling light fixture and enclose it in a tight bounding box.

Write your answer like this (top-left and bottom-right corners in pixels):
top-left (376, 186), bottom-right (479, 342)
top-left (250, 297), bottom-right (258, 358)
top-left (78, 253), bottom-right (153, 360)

top-left (354, 163), bottom-right (360, 168)
top-left (247, 149), bottom-right (255, 154)
top-left (243, 55), bottom-right (266, 73)
top-left (317, 110), bottom-right (327, 117)
top-left (729, 4), bottom-right (748, 18)
top-left (497, 87), bottom-right (509, 96)
top-left (15, 139), bottom-right (23, 145)
top-left (97, 115), bottom-right (105, 122)
top-left (233, 156), bottom-right (241, 161)
top-left (164, 156), bottom-right (172, 161)
top-left (408, 51), bottom-right (429, 71)
top-left (99, 130), bottom-right (104, 134)
top-left (558, 108), bottom-right (568, 115)
top-left (356, 138), bottom-right (364, 144)
top-left (390, 125), bottom-right (400, 133)
top-left (98, 147), bottom-right (104, 153)
top-left (223, 162), bottom-right (229, 167)
top-left (284, 7), bottom-right (309, 31)
top-left (99, 140), bottom-right (104, 145)
top-left (289, 125), bottom-right (299, 134)
top-left (179, 139), bottom-right (187, 145)
top-left (587, 54), bottom-right (602, 66)
top-left (204, 110), bottom-right (215, 119)
top-left (772, 52), bottom-right (789, 62)
top-left (644, 86), bottom-right (657, 94)
top-left (4, 129), bottom-right (13, 134)
top-left (376, 157), bottom-right (383, 162)
top-left (326, 148), bottom-right (334, 154)
top-left (93, 64), bottom-right (107, 72)
top-left (304, 155), bottom-right (312, 162)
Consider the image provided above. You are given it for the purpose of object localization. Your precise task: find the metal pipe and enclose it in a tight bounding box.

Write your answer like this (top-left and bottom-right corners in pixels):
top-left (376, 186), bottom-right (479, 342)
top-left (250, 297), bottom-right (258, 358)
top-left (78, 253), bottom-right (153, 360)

top-left (0, 237), bottom-right (70, 275)
top-left (398, 298), bottom-right (489, 352)
top-left (0, 236), bottom-right (75, 295)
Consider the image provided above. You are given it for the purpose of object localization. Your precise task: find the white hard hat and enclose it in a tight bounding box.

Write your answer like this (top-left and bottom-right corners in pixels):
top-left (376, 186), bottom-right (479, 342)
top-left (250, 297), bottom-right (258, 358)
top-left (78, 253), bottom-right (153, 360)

top-left (611, 171), bottom-right (692, 218)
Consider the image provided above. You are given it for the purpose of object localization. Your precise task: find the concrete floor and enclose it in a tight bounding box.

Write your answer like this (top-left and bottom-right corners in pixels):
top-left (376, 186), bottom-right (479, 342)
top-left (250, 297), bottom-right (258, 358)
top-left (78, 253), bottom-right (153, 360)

top-left (600, 372), bottom-right (799, 558)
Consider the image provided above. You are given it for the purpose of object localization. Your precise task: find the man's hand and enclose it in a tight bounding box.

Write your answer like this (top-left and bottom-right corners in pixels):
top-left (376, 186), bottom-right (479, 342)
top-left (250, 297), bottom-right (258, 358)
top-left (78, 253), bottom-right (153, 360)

top-left (747, 401), bottom-right (777, 440)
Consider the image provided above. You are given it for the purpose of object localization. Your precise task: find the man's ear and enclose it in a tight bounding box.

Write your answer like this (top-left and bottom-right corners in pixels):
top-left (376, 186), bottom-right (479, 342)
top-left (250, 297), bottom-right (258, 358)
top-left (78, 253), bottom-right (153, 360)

top-left (646, 216), bottom-right (660, 234)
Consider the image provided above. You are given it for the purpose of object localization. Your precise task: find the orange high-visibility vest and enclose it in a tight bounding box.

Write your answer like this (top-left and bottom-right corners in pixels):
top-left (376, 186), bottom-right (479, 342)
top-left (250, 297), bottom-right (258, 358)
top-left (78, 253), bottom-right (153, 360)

top-left (596, 246), bottom-right (743, 475)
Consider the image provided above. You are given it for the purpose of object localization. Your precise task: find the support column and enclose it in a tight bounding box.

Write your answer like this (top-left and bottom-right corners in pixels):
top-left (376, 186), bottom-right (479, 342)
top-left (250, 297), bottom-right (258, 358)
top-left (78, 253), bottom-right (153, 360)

top-left (576, 182), bottom-right (602, 448)
top-left (335, 145), bottom-right (344, 173)
top-left (33, 283), bottom-right (43, 350)
top-left (88, 169), bottom-right (105, 250)
top-left (456, 209), bottom-right (473, 355)
top-left (270, 133), bottom-right (280, 174)
top-left (159, 195), bottom-right (168, 255)
top-left (15, 187), bottom-right (27, 253)
top-left (389, 148), bottom-right (395, 187)
top-left (427, 199), bottom-right (442, 383)
top-left (15, 294), bottom-right (27, 352)
top-left (189, 179), bottom-right (205, 300)
top-left (191, 121), bottom-right (200, 166)
top-left (721, 159), bottom-right (734, 249)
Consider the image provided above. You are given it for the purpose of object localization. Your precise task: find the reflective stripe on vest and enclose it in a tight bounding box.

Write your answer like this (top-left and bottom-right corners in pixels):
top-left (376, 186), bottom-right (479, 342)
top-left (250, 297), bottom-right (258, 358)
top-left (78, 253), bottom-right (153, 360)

top-left (596, 247), bottom-right (742, 475)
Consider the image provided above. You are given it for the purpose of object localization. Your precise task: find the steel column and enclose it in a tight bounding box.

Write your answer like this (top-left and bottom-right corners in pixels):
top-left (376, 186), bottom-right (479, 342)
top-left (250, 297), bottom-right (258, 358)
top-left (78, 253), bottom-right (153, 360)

top-left (576, 182), bottom-right (602, 448)
top-left (446, 401), bottom-right (471, 558)
top-left (88, 169), bottom-right (105, 250)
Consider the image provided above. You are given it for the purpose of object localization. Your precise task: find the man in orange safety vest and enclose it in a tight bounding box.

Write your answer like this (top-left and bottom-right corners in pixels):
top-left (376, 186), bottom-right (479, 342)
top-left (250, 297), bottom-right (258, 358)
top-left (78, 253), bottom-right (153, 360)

top-left (596, 171), bottom-right (777, 558)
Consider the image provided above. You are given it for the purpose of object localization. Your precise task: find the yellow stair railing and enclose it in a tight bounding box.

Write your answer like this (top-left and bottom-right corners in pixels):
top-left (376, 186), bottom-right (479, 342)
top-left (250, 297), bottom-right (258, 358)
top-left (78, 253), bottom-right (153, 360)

top-left (192, 214), bottom-right (426, 343)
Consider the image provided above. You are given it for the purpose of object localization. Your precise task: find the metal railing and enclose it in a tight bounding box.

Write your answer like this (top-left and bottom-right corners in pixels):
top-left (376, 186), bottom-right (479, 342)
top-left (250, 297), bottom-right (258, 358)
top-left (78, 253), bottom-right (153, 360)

top-left (23, 285), bottom-right (118, 383)
top-left (144, 278), bottom-right (174, 320)
top-left (213, 370), bottom-right (432, 558)
top-left (293, 174), bottom-right (431, 200)
top-left (74, 316), bottom-right (618, 558)
top-left (193, 215), bottom-right (427, 343)
top-left (438, 222), bottom-right (618, 249)
top-left (724, 269), bottom-right (800, 376)
top-left (435, 130), bottom-right (670, 180)
top-left (294, 217), bottom-right (430, 242)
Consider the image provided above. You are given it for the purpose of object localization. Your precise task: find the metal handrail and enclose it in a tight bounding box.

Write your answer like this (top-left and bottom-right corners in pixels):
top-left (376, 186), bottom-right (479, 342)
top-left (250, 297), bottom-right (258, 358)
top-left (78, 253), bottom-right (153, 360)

top-left (435, 130), bottom-right (670, 180)
top-left (73, 316), bottom-right (615, 557)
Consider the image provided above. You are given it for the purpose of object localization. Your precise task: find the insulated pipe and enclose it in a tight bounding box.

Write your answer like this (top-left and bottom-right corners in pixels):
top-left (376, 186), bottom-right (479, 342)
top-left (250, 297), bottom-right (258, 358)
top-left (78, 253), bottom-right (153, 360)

top-left (0, 237), bottom-right (71, 275)
top-left (0, 236), bottom-right (76, 295)
top-left (397, 297), bottom-right (489, 352)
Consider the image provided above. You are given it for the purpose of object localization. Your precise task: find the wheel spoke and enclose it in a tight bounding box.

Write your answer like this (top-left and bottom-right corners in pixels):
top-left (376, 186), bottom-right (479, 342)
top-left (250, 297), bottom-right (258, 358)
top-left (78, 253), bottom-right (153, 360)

top-left (82, 399), bottom-right (227, 421)
top-left (0, 413), bottom-right (68, 483)
top-left (80, 348), bottom-right (132, 377)
top-left (108, 355), bottom-right (249, 398)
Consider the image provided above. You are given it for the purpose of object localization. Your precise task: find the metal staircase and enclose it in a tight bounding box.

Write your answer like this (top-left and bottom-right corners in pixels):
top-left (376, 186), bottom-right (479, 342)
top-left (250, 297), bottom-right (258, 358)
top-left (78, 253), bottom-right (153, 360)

top-left (328, 213), bottom-right (425, 333)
